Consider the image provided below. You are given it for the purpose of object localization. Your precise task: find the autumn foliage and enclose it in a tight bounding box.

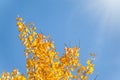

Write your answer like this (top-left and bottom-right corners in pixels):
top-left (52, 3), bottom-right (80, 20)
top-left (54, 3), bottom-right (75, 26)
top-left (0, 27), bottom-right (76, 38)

top-left (0, 17), bottom-right (95, 80)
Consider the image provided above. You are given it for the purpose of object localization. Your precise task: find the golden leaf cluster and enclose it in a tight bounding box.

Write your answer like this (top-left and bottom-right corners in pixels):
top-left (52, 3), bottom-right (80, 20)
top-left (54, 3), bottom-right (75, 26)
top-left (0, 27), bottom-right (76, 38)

top-left (0, 17), bottom-right (95, 80)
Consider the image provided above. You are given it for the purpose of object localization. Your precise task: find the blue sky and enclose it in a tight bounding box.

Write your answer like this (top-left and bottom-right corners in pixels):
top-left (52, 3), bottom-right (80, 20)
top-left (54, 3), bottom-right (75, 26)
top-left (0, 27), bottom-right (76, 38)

top-left (0, 0), bottom-right (120, 80)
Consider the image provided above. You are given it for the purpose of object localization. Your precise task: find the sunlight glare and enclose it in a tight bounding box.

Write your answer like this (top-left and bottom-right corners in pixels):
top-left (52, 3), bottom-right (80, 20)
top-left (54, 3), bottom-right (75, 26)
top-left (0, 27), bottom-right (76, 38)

top-left (101, 0), bottom-right (120, 13)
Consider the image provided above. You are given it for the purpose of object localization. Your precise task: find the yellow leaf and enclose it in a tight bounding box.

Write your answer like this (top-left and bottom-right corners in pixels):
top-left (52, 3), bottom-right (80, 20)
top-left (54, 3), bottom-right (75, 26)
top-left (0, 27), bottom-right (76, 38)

top-left (87, 59), bottom-right (91, 65)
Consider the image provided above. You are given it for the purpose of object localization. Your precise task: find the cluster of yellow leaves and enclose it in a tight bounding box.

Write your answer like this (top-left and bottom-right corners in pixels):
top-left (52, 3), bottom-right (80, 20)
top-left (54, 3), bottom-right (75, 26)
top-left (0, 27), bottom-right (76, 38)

top-left (0, 68), bottom-right (26, 80)
top-left (0, 17), bottom-right (95, 80)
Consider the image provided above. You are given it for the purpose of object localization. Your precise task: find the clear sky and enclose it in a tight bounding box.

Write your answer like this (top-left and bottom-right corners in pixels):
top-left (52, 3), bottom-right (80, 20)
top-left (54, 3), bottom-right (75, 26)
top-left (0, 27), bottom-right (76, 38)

top-left (0, 0), bottom-right (120, 80)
